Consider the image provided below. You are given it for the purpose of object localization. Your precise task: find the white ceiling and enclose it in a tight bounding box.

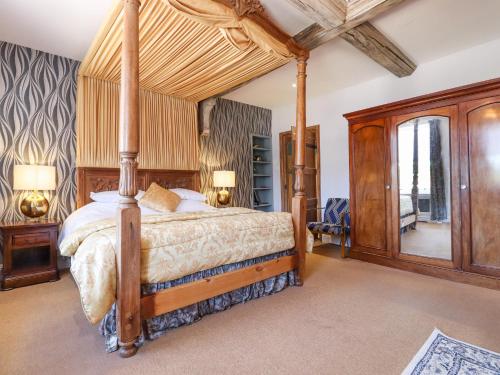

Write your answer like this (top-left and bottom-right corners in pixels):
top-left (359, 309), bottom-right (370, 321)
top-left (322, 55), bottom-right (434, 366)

top-left (260, 0), bottom-right (315, 35)
top-left (371, 0), bottom-right (500, 64)
top-left (0, 0), bottom-right (115, 61)
top-left (226, 0), bottom-right (500, 107)
top-left (1, 0), bottom-right (499, 105)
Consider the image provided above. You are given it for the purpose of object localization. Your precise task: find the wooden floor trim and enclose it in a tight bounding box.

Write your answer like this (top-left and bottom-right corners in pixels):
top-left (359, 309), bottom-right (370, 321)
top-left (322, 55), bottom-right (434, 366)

top-left (349, 250), bottom-right (500, 290)
top-left (141, 255), bottom-right (298, 320)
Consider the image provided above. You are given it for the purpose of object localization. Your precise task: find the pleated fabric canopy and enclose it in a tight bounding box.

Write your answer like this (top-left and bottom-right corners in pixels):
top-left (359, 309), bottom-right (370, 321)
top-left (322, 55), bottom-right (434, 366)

top-left (79, 0), bottom-right (303, 102)
top-left (76, 0), bottom-right (306, 170)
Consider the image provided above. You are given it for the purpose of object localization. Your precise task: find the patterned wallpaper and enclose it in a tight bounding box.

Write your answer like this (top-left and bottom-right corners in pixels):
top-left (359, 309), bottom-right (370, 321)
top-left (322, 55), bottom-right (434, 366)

top-left (0, 42), bottom-right (79, 222)
top-left (0, 43), bottom-right (269, 220)
top-left (200, 98), bottom-right (271, 207)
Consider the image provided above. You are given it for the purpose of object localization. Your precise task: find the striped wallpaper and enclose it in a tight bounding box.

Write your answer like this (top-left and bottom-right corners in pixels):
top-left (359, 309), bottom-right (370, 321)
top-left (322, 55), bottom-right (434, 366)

top-left (0, 42), bottom-right (79, 222)
top-left (200, 98), bottom-right (271, 207)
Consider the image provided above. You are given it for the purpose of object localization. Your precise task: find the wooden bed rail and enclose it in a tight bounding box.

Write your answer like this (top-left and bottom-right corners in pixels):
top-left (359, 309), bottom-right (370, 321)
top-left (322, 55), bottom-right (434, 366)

top-left (115, 0), bottom-right (308, 357)
top-left (141, 255), bottom-right (298, 319)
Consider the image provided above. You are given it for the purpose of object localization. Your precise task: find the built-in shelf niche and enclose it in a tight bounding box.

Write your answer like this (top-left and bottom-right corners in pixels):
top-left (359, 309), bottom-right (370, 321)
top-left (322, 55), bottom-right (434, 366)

top-left (251, 134), bottom-right (273, 212)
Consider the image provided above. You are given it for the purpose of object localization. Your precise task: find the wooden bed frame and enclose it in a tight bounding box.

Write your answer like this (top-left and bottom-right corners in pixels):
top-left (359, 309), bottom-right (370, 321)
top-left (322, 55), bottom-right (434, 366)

top-left (81, 0), bottom-right (309, 358)
top-left (76, 165), bottom-right (299, 340)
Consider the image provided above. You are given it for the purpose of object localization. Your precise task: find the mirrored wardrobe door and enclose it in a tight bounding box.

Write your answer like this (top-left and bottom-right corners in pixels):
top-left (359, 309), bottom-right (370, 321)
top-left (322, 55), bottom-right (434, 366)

top-left (391, 106), bottom-right (461, 269)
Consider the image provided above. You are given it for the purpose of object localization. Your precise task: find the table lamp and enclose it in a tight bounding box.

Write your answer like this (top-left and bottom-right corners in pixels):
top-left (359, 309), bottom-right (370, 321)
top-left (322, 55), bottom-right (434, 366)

top-left (213, 170), bottom-right (235, 206)
top-left (14, 165), bottom-right (56, 219)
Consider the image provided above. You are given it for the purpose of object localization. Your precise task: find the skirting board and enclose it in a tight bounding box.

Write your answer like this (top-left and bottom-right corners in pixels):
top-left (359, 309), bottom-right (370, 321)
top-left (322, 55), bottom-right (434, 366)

top-left (349, 250), bottom-right (500, 290)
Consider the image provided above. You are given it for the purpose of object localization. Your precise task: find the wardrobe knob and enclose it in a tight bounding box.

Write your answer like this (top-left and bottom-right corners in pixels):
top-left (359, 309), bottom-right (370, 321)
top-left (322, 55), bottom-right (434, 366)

top-left (385, 185), bottom-right (391, 190)
top-left (460, 184), bottom-right (467, 190)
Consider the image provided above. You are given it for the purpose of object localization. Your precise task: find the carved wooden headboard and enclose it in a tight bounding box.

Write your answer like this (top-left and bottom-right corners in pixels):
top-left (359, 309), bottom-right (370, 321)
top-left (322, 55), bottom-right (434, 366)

top-left (76, 167), bottom-right (201, 208)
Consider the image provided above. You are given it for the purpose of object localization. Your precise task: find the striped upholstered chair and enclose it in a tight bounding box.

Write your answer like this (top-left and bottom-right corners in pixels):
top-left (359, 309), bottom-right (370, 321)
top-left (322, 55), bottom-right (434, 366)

top-left (307, 198), bottom-right (350, 257)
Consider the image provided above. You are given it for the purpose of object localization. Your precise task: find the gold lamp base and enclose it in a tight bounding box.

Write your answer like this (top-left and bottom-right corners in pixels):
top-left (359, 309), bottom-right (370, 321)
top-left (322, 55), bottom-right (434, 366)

top-left (216, 189), bottom-right (231, 206)
top-left (20, 191), bottom-right (49, 219)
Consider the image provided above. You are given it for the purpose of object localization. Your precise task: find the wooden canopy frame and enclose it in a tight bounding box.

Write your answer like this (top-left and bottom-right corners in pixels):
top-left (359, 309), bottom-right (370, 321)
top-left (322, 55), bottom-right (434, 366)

top-left (107, 0), bottom-right (309, 357)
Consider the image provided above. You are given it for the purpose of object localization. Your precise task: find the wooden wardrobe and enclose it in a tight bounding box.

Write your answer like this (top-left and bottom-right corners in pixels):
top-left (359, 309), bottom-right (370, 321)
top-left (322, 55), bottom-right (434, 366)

top-left (344, 78), bottom-right (500, 289)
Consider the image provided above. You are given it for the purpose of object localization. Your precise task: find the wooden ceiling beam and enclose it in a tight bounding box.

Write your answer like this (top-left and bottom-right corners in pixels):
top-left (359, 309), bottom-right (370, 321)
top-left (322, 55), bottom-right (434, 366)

top-left (294, 0), bottom-right (406, 49)
top-left (291, 0), bottom-right (416, 77)
top-left (340, 21), bottom-right (416, 77)
top-left (285, 0), bottom-right (347, 29)
top-left (346, 0), bottom-right (398, 21)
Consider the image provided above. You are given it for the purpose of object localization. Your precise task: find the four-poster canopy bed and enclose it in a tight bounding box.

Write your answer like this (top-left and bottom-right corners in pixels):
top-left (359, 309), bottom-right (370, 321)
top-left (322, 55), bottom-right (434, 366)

top-left (69, 0), bottom-right (309, 357)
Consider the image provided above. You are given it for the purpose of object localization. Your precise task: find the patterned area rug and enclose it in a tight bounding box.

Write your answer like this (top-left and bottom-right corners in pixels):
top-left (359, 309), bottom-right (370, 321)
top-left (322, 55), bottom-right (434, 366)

top-left (402, 329), bottom-right (500, 375)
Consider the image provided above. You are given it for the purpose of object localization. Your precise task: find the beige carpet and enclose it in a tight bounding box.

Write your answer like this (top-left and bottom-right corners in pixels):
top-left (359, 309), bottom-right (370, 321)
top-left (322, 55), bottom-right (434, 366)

top-left (1, 246), bottom-right (500, 375)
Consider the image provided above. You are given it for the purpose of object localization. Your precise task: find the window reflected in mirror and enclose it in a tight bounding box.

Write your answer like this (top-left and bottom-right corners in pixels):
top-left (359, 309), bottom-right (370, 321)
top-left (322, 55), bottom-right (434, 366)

top-left (398, 116), bottom-right (452, 260)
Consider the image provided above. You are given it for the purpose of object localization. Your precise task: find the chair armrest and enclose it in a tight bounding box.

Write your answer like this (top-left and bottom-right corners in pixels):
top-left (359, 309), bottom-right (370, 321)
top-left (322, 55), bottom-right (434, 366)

top-left (306, 206), bottom-right (326, 211)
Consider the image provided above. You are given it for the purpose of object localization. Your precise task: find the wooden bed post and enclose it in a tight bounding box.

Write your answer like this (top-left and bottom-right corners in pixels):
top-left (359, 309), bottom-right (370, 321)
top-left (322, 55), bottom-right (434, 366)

top-left (117, 0), bottom-right (141, 358)
top-left (292, 52), bottom-right (309, 286)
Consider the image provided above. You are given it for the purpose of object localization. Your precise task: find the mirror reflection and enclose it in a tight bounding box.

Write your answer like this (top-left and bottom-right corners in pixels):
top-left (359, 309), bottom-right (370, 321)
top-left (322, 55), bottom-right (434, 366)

top-left (398, 116), bottom-right (451, 260)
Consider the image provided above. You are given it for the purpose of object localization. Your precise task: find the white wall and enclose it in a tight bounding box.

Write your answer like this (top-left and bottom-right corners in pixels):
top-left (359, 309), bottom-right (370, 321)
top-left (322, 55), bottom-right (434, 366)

top-left (270, 37), bottom-right (500, 211)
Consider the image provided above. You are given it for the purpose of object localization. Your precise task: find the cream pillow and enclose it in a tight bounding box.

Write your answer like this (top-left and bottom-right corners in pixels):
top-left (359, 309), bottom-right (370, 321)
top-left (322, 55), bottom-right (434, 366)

top-left (139, 183), bottom-right (181, 212)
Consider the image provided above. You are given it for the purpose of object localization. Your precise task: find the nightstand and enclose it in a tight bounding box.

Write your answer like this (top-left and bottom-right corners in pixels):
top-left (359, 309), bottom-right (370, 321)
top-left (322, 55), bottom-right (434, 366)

top-left (0, 220), bottom-right (59, 290)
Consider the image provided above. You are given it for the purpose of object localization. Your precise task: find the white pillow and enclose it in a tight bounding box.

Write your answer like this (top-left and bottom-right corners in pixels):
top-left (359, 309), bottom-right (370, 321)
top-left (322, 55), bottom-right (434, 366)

top-left (176, 199), bottom-right (215, 212)
top-left (170, 188), bottom-right (207, 202)
top-left (90, 190), bottom-right (145, 203)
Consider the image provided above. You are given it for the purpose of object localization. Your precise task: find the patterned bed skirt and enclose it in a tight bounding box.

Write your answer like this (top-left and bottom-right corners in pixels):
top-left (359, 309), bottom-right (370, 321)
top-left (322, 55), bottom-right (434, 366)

top-left (99, 249), bottom-right (297, 352)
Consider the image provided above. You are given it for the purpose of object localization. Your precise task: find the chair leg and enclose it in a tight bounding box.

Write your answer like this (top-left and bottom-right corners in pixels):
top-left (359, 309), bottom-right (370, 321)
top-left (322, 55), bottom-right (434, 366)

top-left (316, 232), bottom-right (322, 242)
top-left (341, 232), bottom-right (346, 258)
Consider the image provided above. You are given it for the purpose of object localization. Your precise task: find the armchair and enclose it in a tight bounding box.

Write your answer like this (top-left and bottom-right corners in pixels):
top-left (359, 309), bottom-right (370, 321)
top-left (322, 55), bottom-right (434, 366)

top-left (307, 198), bottom-right (351, 257)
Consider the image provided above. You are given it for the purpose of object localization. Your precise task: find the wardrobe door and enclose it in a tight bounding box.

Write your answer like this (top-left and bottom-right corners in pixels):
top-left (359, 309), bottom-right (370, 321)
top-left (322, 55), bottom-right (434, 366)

top-left (460, 97), bottom-right (500, 277)
top-left (349, 119), bottom-right (391, 256)
top-left (391, 106), bottom-right (461, 269)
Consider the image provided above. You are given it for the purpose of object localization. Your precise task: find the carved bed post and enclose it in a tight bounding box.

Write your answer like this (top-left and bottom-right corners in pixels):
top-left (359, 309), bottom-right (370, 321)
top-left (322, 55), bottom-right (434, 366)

top-left (117, 0), bottom-right (141, 358)
top-left (292, 52), bottom-right (309, 286)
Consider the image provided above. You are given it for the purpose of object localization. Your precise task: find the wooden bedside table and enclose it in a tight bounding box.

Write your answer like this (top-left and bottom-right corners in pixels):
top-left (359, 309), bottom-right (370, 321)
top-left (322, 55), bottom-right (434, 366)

top-left (0, 219), bottom-right (59, 290)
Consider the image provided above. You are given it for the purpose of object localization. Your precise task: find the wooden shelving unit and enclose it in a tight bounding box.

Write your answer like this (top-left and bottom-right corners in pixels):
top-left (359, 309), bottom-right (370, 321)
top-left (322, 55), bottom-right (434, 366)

top-left (251, 134), bottom-right (273, 212)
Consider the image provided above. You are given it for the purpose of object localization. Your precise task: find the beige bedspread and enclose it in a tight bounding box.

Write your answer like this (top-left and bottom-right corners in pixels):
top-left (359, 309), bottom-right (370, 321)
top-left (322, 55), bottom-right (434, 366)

top-left (60, 208), bottom-right (311, 324)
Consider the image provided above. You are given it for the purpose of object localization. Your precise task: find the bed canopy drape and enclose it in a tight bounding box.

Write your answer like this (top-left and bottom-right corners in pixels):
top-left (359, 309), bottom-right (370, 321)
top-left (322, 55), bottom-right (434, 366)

top-left (76, 78), bottom-right (199, 169)
top-left (78, 0), bottom-right (298, 101)
top-left (76, 0), bottom-right (304, 170)
top-left (77, 0), bottom-right (309, 357)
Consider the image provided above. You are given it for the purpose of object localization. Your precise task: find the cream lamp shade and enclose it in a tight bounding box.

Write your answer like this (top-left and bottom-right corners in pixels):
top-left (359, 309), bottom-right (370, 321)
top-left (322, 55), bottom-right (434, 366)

top-left (13, 165), bottom-right (56, 191)
top-left (213, 171), bottom-right (235, 188)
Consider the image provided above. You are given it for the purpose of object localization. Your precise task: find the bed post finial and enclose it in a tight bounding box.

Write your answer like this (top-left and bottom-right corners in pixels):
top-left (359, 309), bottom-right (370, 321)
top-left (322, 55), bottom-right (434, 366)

top-left (292, 51), bottom-right (309, 286)
top-left (117, 0), bottom-right (141, 358)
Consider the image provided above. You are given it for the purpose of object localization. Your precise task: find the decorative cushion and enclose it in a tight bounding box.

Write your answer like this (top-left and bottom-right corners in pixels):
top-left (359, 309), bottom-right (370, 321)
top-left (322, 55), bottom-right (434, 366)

top-left (139, 183), bottom-right (181, 212)
top-left (324, 198), bottom-right (350, 224)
